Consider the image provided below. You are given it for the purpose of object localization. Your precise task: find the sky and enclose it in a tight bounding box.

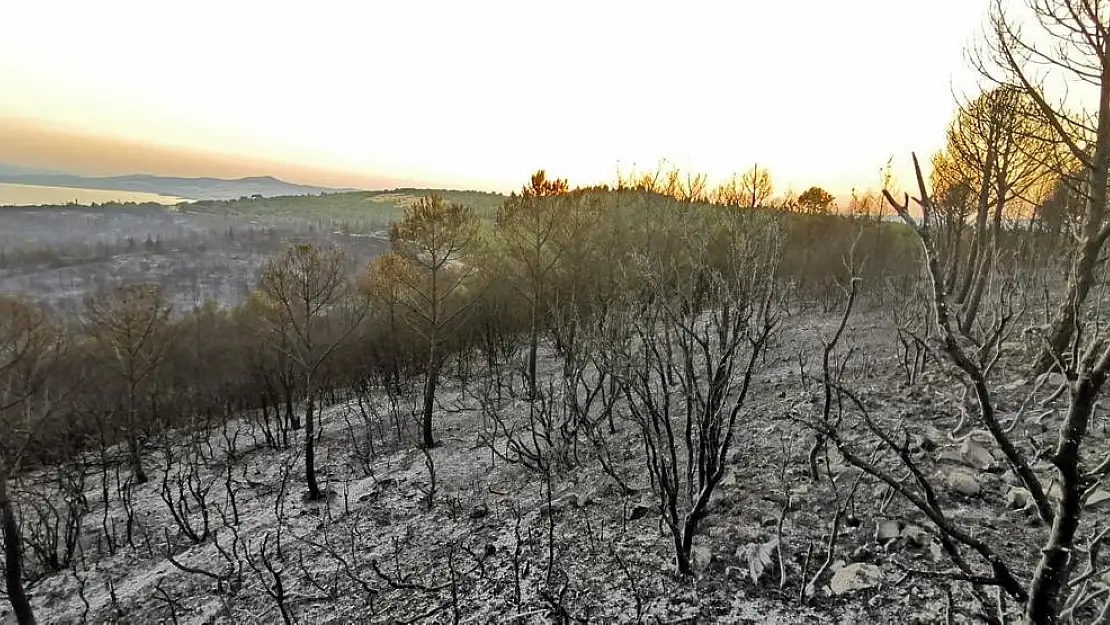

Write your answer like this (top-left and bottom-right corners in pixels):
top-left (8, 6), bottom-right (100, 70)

top-left (0, 0), bottom-right (996, 195)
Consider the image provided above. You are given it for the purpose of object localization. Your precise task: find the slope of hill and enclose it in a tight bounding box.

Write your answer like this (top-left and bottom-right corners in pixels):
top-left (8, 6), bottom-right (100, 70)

top-left (10, 314), bottom-right (884, 623)
top-left (11, 309), bottom-right (1028, 623)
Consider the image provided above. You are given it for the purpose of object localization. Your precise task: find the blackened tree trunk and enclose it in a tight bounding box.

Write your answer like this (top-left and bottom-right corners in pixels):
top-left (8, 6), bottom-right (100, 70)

top-left (960, 175), bottom-right (1008, 334)
top-left (283, 380), bottom-right (299, 431)
top-left (1024, 371), bottom-right (1104, 623)
top-left (1036, 227), bottom-right (1108, 373)
top-left (1033, 44), bottom-right (1110, 374)
top-left (1, 468), bottom-right (36, 625)
top-left (421, 344), bottom-right (440, 449)
top-left (527, 298), bottom-right (539, 402)
top-left (126, 381), bottom-right (147, 485)
top-left (955, 141), bottom-right (997, 306)
top-left (304, 383), bottom-right (322, 501)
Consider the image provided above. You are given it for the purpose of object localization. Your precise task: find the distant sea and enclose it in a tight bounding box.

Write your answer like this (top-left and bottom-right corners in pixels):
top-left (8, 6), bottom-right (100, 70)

top-left (0, 182), bottom-right (187, 206)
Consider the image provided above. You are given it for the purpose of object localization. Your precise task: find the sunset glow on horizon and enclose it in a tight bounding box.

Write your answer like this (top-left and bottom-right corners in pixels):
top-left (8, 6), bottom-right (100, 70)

top-left (0, 1), bottom-right (999, 196)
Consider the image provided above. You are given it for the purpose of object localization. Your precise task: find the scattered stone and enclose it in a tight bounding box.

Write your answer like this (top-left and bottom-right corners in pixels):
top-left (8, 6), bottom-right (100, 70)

top-left (469, 504), bottom-right (489, 519)
top-left (691, 545), bottom-right (713, 571)
top-left (947, 470), bottom-right (981, 497)
top-left (875, 519), bottom-right (901, 543)
top-left (919, 426), bottom-right (946, 452)
top-left (901, 525), bottom-right (931, 548)
top-left (540, 493), bottom-right (580, 515)
top-left (1005, 487), bottom-right (1032, 510)
top-left (936, 448), bottom-right (964, 466)
top-left (1088, 489), bottom-right (1110, 510)
top-left (737, 537), bottom-right (779, 583)
top-left (830, 563), bottom-right (883, 595)
top-left (959, 439), bottom-right (994, 471)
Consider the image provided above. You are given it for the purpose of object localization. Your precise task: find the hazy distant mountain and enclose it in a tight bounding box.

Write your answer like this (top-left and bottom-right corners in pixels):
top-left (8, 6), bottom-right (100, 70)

top-left (0, 166), bottom-right (356, 200)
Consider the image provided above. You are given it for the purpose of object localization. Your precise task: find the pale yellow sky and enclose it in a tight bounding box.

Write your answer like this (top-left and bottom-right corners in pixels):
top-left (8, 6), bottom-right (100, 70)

top-left (0, 0), bottom-right (995, 194)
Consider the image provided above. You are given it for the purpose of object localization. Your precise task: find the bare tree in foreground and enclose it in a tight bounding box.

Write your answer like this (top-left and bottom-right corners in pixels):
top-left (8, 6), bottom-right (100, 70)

top-left (496, 171), bottom-right (570, 401)
top-left (83, 284), bottom-right (174, 485)
top-left (257, 243), bottom-right (367, 500)
top-left (610, 221), bottom-right (779, 576)
top-left (807, 153), bottom-right (1110, 623)
top-left (389, 195), bottom-right (480, 449)
top-left (981, 0), bottom-right (1110, 373)
top-left (932, 86), bottom-right (1051, 334)
top-left (0, 296), bottom-right (62, 625)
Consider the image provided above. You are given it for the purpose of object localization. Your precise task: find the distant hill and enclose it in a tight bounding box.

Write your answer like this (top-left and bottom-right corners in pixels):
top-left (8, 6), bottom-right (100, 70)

top-left (185, 188), bottom-right (508, 230)
top-left (0, 167), bottom-right (352, 200)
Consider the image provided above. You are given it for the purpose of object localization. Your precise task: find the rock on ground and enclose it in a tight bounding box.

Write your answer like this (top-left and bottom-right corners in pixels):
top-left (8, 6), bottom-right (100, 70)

top-left (945, 469), bottom-right (981, 497)
top-left (830, 563), bottom-right (884, 596)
